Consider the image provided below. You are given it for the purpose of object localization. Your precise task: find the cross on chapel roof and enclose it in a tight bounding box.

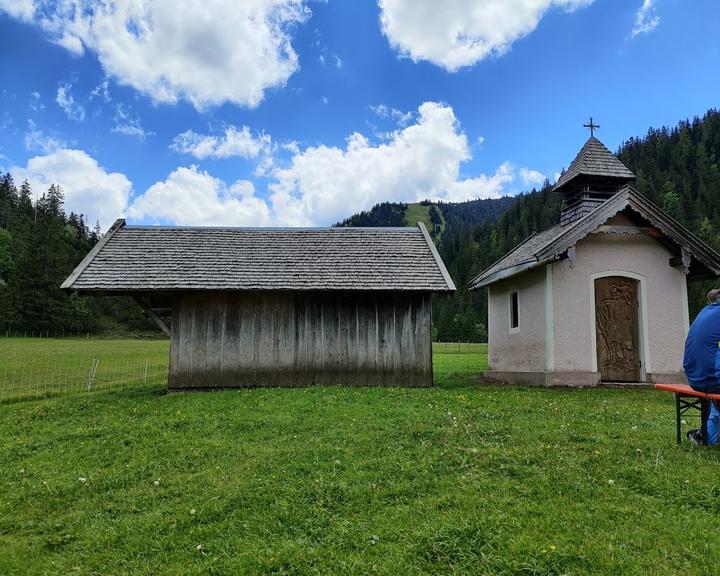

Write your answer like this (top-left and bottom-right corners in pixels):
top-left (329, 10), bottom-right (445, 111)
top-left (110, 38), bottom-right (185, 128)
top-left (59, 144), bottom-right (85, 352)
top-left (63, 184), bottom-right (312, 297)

top-left (583, 117), bottom-right (600, 137)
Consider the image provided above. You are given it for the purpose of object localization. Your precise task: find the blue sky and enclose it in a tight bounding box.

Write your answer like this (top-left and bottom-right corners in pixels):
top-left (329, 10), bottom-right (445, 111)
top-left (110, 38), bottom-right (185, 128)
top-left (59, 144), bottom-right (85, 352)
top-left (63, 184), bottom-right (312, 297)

top-left (0, 0), bottom-right (718, 229)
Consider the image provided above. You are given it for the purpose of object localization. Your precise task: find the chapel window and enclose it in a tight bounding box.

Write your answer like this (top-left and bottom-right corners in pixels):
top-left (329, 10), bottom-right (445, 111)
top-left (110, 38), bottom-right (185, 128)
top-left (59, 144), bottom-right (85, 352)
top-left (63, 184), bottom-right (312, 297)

top-left (510, 291), bottom-right (520, 332)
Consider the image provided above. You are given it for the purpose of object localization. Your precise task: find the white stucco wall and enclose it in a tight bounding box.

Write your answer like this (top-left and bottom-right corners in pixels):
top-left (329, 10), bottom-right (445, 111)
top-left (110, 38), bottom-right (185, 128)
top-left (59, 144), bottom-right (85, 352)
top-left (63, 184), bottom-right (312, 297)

top-left (488, 267), bottom-right (547, 371)
top-left (551, 232), bottom-right (688, 377)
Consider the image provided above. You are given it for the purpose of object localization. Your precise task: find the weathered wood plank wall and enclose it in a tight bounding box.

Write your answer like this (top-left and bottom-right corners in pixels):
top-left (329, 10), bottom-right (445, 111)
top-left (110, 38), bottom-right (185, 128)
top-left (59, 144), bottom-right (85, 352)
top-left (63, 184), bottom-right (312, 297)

top-left (168, 291), bottom-right (433, 388)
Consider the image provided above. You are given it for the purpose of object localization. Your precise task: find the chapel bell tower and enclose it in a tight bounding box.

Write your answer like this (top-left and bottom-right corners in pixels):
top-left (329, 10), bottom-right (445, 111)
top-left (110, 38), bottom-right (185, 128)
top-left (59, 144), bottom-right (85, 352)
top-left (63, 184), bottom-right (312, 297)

top-left (554, 118), bottom-right (636, 226)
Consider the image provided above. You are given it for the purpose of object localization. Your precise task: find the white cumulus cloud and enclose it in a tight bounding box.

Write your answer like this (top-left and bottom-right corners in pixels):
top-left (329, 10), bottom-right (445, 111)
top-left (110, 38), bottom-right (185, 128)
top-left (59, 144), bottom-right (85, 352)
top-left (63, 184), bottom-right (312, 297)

top-left (0, 0), bottom-right (33, 19)
top-left (9, 102), bottom-right (542, 229)
top-left (11, 149), bottom-right (132, 228)
top-left (378, 0), bottom-right (594, 71)
top-left (130, 102), bottom-right (539, 227)
top-left (128, 166), bottom-right (271, 226)
top-left (0, 0), bottom-right (310, 109)
top-left (443, 163), bottom-right (516, 203)
top-left (267, 102), bottom-right (521, 225)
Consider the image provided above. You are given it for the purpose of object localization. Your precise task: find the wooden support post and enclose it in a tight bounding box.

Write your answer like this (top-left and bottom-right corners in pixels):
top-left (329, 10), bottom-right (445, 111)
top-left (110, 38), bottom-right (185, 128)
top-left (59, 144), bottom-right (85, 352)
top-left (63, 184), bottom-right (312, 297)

top-left (675, 393), bottom-right (682, 445)
top-left (87, 358), bottom-right (99, 391)
top-left (133, 296), bottom-right (171, 336)
top-left (701, 398), bottom-right (711, 446)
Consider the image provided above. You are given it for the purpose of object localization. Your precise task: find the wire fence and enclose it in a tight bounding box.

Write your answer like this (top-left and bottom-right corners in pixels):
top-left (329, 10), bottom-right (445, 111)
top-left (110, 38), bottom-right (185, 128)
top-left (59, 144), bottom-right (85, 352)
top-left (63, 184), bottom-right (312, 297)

top-left (2, 328), bottom-right (165, 340)
top-left (432, 342), bottom-right (488, 355)
top-left (0, 338), bottom-right (486, 404)
top-left (0, 338), bottom-right (170, 404)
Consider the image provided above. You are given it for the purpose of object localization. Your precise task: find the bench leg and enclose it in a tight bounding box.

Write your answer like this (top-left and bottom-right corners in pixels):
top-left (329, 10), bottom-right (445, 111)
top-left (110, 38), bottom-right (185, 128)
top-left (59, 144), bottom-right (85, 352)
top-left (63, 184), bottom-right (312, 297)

top-left (701, 398), bottom-right (710, 446)
top-left (675, 393), bottom-right (682, 445)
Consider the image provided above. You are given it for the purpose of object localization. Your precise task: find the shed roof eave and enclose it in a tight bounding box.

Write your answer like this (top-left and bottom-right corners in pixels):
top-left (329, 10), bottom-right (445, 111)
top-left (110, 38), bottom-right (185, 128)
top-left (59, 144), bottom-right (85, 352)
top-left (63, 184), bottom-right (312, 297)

top-left (417, 221), bottom-right (456, 292)
top-left (66, 285), bottom-right (456, 294)
top-left (61, 218), bottom-right (126, 290)
top-left (626, 190), bottom-right (720, 277)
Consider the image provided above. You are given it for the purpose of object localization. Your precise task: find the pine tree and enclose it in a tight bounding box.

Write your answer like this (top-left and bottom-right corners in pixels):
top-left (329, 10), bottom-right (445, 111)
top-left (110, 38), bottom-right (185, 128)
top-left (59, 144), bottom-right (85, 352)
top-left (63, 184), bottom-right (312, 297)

top-left (0, 173), bottom-right (17, 230)
top-left (660, 181), bottom-right (681, 220)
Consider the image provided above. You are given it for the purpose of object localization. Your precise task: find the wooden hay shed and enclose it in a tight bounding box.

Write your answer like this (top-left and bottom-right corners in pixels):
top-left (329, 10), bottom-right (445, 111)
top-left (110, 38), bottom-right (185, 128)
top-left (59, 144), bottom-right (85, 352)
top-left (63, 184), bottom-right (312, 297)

top-left (62, 220), bottom-right (456, 388)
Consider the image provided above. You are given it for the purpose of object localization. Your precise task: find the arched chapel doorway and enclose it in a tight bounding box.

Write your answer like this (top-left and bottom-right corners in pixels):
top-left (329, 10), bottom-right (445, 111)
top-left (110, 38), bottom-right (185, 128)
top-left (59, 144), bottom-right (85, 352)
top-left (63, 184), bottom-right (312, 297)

top-left (594, 276), bottom-right (641, 382)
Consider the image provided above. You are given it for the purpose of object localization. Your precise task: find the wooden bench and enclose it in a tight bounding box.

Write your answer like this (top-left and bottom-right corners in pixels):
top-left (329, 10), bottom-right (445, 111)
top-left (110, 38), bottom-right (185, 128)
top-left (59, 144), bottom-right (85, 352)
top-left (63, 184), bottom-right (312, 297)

top-left (654, 384), bottom-right (720, 445)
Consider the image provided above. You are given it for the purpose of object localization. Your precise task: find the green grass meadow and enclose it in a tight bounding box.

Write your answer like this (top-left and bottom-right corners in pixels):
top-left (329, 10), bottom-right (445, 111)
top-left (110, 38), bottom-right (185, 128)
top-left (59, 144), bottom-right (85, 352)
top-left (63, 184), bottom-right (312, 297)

top-left (1, 338), bottom-right (719, 575)
top-left (405, 203), bottom-right (445, 236)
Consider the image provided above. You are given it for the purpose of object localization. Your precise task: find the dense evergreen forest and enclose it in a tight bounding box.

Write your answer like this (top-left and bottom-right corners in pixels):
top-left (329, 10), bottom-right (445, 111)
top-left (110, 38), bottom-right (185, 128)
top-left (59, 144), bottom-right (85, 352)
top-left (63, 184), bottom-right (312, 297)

top-left (434, 109), bottom-right (720, 341)
top-left (335, 196), bottom-right (516, 233)
top-left (0, 175), bottom-right (154, 336)
top-left (1, 109), bottom-right (718, 339)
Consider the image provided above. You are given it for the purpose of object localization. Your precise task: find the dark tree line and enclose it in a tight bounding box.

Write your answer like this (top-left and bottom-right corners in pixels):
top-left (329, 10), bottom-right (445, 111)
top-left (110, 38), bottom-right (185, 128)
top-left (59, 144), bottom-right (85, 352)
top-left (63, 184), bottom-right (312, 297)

top-left (335, 202), bottom-right (407, 227)
top-left (0, 174), bottom-right (155, 336)
top-left (435, 196), bottom-right (516, 237)
top-left (335, 196), bottom-right (517, 232)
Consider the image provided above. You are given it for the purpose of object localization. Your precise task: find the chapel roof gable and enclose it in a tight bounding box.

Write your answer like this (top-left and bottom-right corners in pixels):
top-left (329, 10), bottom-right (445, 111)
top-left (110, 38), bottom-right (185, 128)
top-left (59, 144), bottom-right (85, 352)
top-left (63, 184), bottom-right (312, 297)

top-left (469, 186), bottom-right (720, 289)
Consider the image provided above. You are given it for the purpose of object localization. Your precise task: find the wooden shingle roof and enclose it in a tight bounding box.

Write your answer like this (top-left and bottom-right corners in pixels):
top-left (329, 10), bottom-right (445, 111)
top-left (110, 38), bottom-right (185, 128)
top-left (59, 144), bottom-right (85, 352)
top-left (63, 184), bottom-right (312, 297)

top-left (553, 136), bottom-right (635, 191)
top-left (468, 224), bottom-right (566, 287)
top-left (469, 186), bottom-right (720, 289)
top-left (62, 220), bottom-right (456, 292)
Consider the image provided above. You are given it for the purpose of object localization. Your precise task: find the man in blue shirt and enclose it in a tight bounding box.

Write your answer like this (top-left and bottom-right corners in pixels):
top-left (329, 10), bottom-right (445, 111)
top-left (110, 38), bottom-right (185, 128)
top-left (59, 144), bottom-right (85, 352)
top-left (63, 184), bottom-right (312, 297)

top-left (683, 289), bottom-right (720, 444)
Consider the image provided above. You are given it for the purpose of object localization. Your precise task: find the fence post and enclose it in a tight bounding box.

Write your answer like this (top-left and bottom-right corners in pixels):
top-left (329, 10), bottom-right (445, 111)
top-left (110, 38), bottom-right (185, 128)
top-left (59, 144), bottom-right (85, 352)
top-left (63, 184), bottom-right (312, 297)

top-left (86, 358), bottom-right (99, 391)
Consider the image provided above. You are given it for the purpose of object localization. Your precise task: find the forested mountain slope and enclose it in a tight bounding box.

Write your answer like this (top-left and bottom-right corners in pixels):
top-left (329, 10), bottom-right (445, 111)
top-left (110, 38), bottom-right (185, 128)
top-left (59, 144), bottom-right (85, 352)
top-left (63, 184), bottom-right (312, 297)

top-left (434, 109), bottom-right (720, 341)
top-left (335, 196), bottom-right (516, 240)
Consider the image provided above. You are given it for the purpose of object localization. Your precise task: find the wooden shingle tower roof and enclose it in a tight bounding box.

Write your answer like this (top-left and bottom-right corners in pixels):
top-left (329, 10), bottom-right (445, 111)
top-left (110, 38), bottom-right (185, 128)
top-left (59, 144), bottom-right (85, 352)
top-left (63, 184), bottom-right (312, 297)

top-left (554, 135), bottom-right (637, 226)
top-left (553, 136), bottom-right (635, 193)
